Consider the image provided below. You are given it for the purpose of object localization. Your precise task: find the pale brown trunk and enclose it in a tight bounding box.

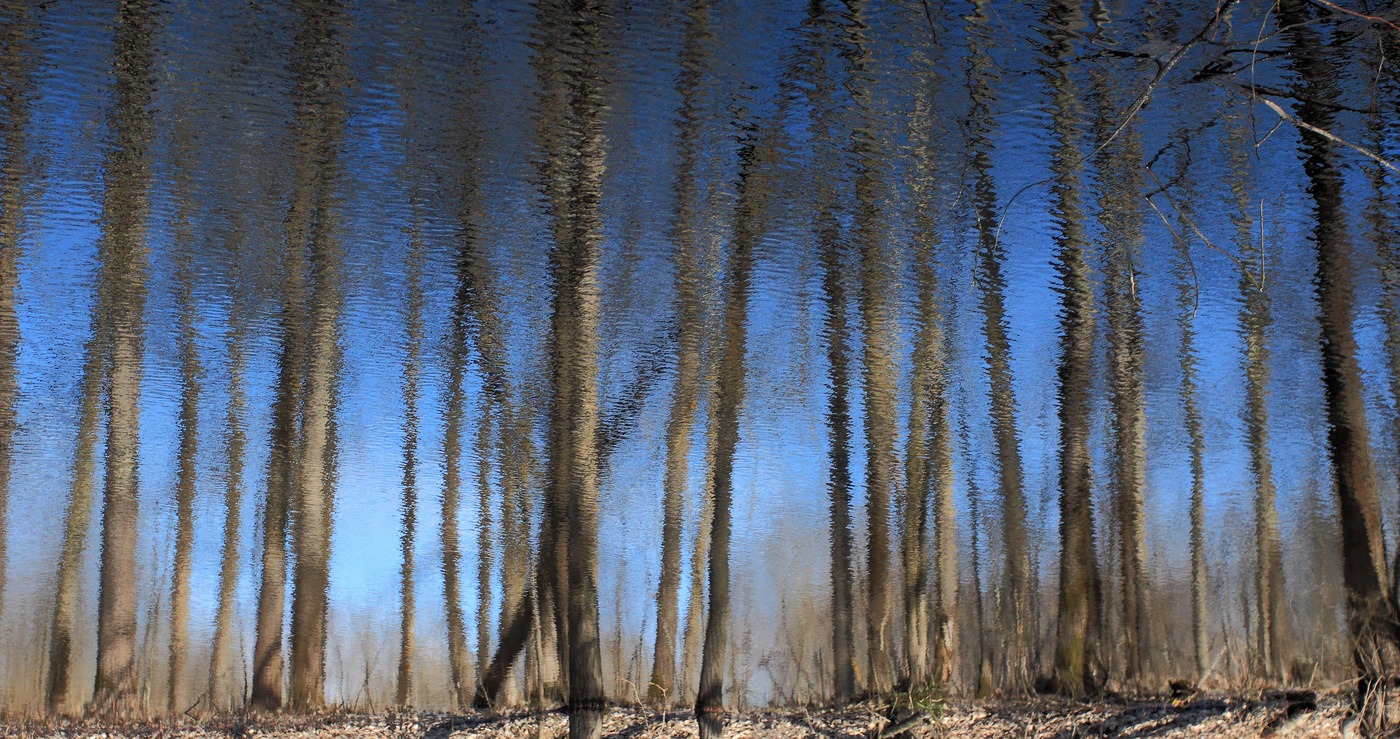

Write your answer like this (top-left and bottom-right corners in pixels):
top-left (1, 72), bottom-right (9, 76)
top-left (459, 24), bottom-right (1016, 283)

top-left (649, 0), bottom-right (711, 705)
top-left (696, 123), bottom-right (762, 739)
top-left (966, 0), bottom-right (1029, 691)
top-left (1280, 0), bottom-right (1399, 698)
top-left (92, 0), bottom-right (157, 713)
top-left (395, 216), bottom-right (424, 707)
top-left (1166, 140), bottom-right (1208, 681)
top-left (474, 397), bottom-right (495, 701)
top-left (0, 0), bottom-right (32, 641)
top-left (285, 0), bottom-right (347, 711)
top-left (166, 141), bottom-right (200, 713)
top-left (208, 280), bottom-right (248, 711)
top-left (1090, 70), bottom-right (1149, 686)
top-left (1046, 0), bottom-right (1102, 696)
top-left (1225, 119), bottom-right (1287, 681)
top-left (441, 312), bottom-right (472, 708)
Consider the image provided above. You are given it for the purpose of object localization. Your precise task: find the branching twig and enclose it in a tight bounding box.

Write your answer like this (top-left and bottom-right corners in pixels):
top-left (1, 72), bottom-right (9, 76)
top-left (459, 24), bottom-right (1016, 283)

top-left (1308, 0), bottom-right (1400, 34)
top-left (1145, 167), bottom-right (1262, 291)
top-left (992, 0), bottom-right (1239, 252)
top-left (1145, 195), bottom-right (1199, 318)
top-left (1260, 97), bottom-right (1400, 176)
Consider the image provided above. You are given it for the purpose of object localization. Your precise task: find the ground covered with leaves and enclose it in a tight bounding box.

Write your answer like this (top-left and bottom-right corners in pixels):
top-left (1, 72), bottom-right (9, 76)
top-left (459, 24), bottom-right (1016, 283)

top-left (0, 692), bottom-right (1362, 738)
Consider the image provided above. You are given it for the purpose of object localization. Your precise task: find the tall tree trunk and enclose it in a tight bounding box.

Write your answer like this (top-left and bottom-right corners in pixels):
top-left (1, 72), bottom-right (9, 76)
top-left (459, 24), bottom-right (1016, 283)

top-left (905, 71), bottom-right (955, 689)
top-left (442, 300), bottom-right (473, 708)
top-left (695, 122), bottom-right (762, 739)
top-left (1089, 70), bottom-right (1150, 687)
top-left (1045, 0), bottom-right (1103, 696)
top-left (0, 0), bottom-right (33, 642)
top-left (1279, 0), bottom-right (1399, 703)
top-left (965, 0), bottom-right (1030, 693)
top-left (166, 137), bottom-right (201, 714)
top-left (649, 0), bottom-right (711, 705)
top-left (475, 396), bottom-right (495, 701)
top-left (1222, 119), bottom-right (1288, 682)
top-left (208, 255), bottom-right (248, 711)
top-left (532, 1), bottom-right (610, 734)
top-left (839, 0), bottom-right (896, 693)
top-left (1165, 139), bottom-right (1209, 682)
top-left (395, 214), bottom-right (424, 707)
top-left (92, 0), bottom-right (157, 713)
top-left (285, 0), bottom-right (347, 711)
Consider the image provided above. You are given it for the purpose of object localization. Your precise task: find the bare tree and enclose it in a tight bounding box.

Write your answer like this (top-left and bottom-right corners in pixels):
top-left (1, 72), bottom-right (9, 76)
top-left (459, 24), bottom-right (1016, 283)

top-left (1045, 0), bottom-right (1103, 696)
top-left (1279, 0), bottom-right (1399, 710)
top-left (285, 0), bottom-right (349, 711)
top-left (696, 119), bottom-right (765, 739)
top-left (166, 128), bottom-right (201, 714)
top-left (395, 209), bottom-right (424, 707)
top-left (0, 0), bottom-right (34, 639)
top-left (91, 0), bottom-right (158, 713)
top-left (649, 0), bottom-right (711, 705)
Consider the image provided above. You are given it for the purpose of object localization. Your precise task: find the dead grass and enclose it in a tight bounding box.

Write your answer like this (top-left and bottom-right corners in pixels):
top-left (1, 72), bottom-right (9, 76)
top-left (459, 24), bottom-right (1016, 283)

top-left (0, 693), bottom-right (1356, 738)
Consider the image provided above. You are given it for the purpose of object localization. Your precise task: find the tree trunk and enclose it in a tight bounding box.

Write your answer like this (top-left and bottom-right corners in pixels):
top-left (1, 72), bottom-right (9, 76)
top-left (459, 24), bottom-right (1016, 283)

top-left (1279, 0), bottom-right (1399, 705)
top-left (965, 0), bottom-right (1030, 693)
top-left (208, 267), bottom-right (248, 711)
top-left (166, 138), bottom-right (201, 713)
top-left (442, 307), bottom-right (473, 708)
top-left (696, 122), bottom-right (762, 739)
top-left (1089, 70), bottom-right (1150, 687)
top-left (1045, 0), bottom-right (1103, 697)
top-left (395, 214), bottom-right (424, 707)
top-left (285, 0), bottom-right (347, 712)
top-left (1224, 119), bottom-right (1287, 681)
top-left (1165, 138), bottom-right (1209, 682)
top-left (0, 0), bottom-right (33, 643)
top-left (91, 0), bottom-right (157, 713)
top-left (649, 0), bottom-right (711, 705)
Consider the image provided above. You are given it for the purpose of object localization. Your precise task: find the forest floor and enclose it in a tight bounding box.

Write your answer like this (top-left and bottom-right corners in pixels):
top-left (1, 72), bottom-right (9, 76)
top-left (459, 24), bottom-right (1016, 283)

top-left (0, 692), bottom-right (1362, 738)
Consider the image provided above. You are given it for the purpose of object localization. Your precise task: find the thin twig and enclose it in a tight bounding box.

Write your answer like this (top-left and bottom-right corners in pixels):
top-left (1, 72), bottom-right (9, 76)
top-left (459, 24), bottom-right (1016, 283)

top-left (1261, 97), bottom-right (1400, 176)
top-left (1145, 195), bottom-right (1199, 318)
top-left (1145, 167), bottom-right (1262, 291)
top-left (1308, 0), bottom-right (1400, 34)
top-left (992, 1), bottom-right (1238, 251)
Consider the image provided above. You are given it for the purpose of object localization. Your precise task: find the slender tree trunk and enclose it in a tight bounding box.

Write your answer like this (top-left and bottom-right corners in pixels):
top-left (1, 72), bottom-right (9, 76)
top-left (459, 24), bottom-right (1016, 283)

top-left (1045, 0), bottom-right (1102, 696)
top-left (696, 122), bottom-right (762, 739)
top-left (208, 269), bottom-right (248, 711)
top-left (442, 308), bottom-right (473, 708)
top-left (1279, 0), bottom-right (1399, 705)
top-left (649, 0), bottom-right (711, 705)
top-left (285, 0), bottom-right (347, 711)
top-left (1165, 139), bottom-right (1209, 682)
top-left (395, 215), bottom-right (424, 707)
top-left (1221, 119), bottom-right (1288, 682)
top-left (166, 141), bottom-right (201, 714)
top-left (1089, 70), bottom-right (1150, 687)
top-left (475, 396), bottom-right (495, 701)
top-left (92, 0), bottom-right (157, 713)
top-left (0, 0), bottom-right (33, 641)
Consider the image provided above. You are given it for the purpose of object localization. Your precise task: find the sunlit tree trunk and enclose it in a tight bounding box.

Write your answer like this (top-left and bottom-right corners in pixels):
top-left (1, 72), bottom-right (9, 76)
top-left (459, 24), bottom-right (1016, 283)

top-left (166, 136), bottom-right (200, 713)
top-left (285, 0), bottom-right (348, 711)
top-left (1089, 70), bottom-right (1149, 687)
top-left (1165, 138), bottom-right (1209, 682)
top-left (1279, 0), bottom-right (1399, 707)
top-left (1045, 0), bottom-right (1103, 696)
top-left (1224, 119), bottom-right (1287, 681)
top-left (91, 0), bottom-right (157, 713)
top-left (649, 0), bottom-right (711, 705)
top-left (208, 255), bottom-right (248, 711)
top-left (0, 0), bottom-right (33, 641)
top-left (442, 300), bottom-right (473, 708)
top-left (964, 0), bottom-right (1029, 693)
top-left (696, 122), bottom-right (763, 739)
top-left (905, 71), bottom-right (956, 689)
top-left (395, 214), bottom-right (424, 707)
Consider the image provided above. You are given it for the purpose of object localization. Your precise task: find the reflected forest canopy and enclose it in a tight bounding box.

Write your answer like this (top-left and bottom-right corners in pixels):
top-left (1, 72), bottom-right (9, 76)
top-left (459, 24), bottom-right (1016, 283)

top-left (1, 0), bottom-right (1400, 735)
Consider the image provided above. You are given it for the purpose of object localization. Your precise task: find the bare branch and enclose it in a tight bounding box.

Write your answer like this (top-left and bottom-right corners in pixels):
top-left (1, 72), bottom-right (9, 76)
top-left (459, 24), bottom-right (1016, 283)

top-left (1260, 97), bottom-right (1400, 177)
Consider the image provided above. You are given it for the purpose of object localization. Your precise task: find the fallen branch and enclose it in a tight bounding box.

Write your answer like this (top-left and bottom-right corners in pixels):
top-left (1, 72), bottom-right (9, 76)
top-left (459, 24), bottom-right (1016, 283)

top-left (1260, 97), bottom-right (1400, 176)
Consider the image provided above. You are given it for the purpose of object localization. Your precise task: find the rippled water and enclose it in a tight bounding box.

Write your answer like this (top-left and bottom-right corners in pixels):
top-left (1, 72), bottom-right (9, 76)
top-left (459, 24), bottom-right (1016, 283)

top-left (1, 0), bottom-right (1398, 719)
